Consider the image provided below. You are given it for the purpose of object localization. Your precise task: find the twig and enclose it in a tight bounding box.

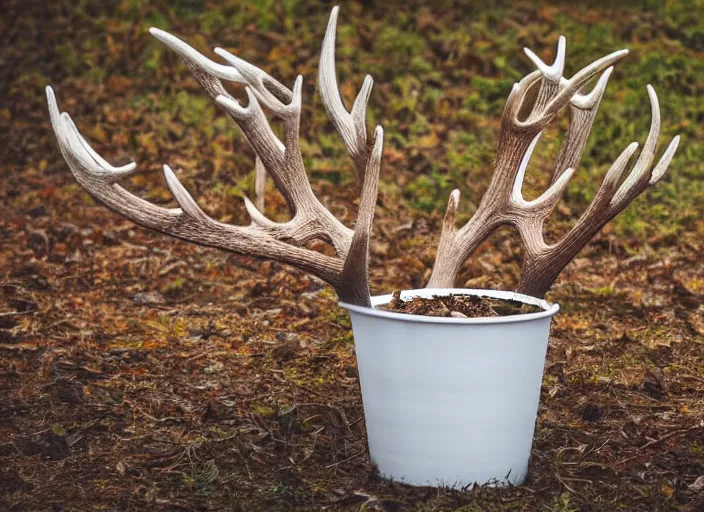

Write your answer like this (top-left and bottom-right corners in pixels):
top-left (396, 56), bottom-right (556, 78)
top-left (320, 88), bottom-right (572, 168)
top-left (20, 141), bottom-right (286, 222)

top-left (616, 425), bottom-right (702, 465)
top-left (324, 450), bottom-right (364, 469)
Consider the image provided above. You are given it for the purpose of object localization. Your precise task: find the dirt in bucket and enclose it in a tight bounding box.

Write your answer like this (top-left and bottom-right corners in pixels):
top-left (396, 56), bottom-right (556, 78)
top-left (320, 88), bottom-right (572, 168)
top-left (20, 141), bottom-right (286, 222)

top-left (378, 291), bottom-right (544, 318)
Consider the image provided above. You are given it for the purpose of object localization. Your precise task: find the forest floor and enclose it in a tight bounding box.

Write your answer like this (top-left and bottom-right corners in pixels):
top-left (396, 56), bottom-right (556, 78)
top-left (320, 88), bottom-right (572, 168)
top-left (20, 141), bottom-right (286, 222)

top-left (2, 1), bottom-right (703, 510)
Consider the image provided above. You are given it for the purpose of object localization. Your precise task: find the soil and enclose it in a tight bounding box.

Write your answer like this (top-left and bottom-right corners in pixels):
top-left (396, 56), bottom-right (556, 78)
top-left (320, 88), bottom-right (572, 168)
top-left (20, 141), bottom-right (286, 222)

top-left (379, 291), bottom-right (543, 317)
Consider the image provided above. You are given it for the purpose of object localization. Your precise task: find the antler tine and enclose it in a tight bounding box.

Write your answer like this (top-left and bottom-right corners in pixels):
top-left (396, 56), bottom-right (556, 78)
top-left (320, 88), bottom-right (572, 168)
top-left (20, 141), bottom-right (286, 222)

top-left (510, 133), bottom-right (542, 205)
top-left (50, 94), bottom-right (184, 225)
top-left (283, 76), bottom-right (304, 147)
top-left (352, 127), bottom-right (384, 237)
top-left (594, 142), bottom-right (641, 203)
top-left (341, 126), bottom-right (384, 304)
top-left (650, 135), bottom-right (680, 184)
top-left (521, 36), bottom-right (566, 123)
top-left (319, 5), bottom-right (374, 181)
top-left (243, 194), bottom-right (276, 228)
top-left (149, 28), bottom-right (246, 85)
top-left (568, 65), bottom-right (612, 110)
top-left (163, 164), bottom-right (210, 222)
top-left (428, 188), bottom-right (465, 288)
top-left (524, 35), bottom-right (566, 84)
top-left (510, 133), bottom-right (575, 212)
top-left (611, 85), bottom-right (676, 207)
top-left (254, 156), bottom-right (267, 212)
top-left (217, 76), bottom-right (296, 165)
top-left (550, 66), bottom-right (613, 184)
top-left (441, 189), bottom-right (461, 233)
top-left (47, 87), bottom-right (137, 183)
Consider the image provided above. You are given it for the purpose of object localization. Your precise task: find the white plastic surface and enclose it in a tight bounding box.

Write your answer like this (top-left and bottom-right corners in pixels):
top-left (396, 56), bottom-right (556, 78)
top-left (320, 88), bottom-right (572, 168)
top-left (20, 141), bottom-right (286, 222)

top-left (340, 288), bottom-right (559, 488)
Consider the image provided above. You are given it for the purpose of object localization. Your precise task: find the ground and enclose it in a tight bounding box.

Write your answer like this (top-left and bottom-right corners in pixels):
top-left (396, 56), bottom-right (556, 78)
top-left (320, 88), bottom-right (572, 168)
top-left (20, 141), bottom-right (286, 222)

top-left (1, 0), bottom-right (703, 510)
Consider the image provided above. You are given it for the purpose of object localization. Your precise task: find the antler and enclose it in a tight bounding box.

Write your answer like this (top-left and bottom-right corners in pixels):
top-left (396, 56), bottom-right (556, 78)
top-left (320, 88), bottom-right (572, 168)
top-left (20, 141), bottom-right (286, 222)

top-left (428, 37), bottom-right (679, 298)
top-left (48, 10), bottom-right (680, 307)
top-left (319, 6), bottom-right (374, 181)
top-left (47, 7), bottom-right (383, 307)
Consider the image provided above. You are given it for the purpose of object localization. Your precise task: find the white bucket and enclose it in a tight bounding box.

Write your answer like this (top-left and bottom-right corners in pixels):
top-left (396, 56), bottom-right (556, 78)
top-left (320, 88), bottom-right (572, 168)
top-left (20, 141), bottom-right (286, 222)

top-left (339, 288), bottom-right (559, 488)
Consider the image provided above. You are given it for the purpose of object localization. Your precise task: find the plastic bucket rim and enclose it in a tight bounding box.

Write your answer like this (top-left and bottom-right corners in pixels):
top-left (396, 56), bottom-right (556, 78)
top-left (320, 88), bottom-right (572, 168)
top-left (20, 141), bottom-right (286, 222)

top-left (339, 288), bottom-right (559, 325)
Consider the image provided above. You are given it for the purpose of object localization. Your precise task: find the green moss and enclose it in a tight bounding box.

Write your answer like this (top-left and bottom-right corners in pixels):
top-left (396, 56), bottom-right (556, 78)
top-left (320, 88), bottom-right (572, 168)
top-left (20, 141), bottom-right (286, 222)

top-left (326, 307), bottom-right (351, 330)
top-left (161, 277), bottom-right (185, 295)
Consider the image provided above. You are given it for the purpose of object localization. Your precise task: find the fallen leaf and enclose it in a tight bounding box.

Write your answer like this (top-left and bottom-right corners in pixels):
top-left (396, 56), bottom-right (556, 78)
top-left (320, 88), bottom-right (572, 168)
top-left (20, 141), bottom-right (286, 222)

top-left (689, 475), bottom-right (704, 492)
